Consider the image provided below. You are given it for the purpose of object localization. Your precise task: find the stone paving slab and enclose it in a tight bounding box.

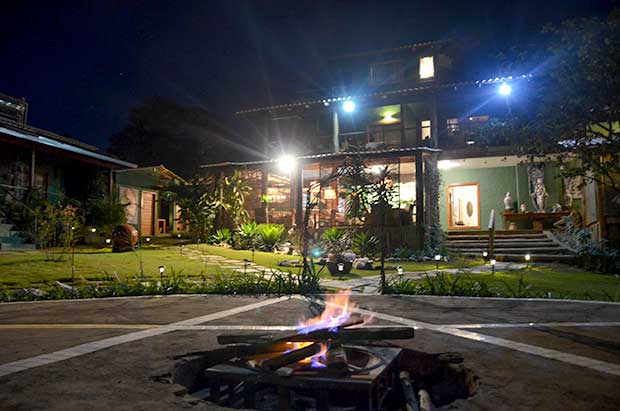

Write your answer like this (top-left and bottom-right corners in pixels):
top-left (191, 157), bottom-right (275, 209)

top-left (1, 295), bottom-right (620, 409)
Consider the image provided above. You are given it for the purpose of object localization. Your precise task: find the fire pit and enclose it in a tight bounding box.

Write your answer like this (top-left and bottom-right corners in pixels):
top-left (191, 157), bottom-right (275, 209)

top-left (167, 291), bottom-right (477, 410)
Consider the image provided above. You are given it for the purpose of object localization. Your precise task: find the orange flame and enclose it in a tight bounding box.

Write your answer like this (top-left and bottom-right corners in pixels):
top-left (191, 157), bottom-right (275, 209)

top-left (297, 289), bottom-right (357, 334)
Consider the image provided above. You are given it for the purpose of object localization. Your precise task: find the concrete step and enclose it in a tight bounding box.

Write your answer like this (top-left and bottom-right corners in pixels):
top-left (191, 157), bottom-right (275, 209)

top-left (449, 247), bottom-right (567, 254)
top-left (447, 240), bottom-right (558, 247)
top-left (448, 230), bottom-right (543, 236)
top-left (447, 234), bottom-right (548, 240)
top-left (457, 252), bottom-right (578, 263)
top-left (0, 242), bottom-right (36, 251)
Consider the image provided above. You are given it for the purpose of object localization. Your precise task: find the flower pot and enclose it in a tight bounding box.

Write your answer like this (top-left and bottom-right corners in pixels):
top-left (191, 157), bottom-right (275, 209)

top-left (326, 260), bottom-right (353, 276)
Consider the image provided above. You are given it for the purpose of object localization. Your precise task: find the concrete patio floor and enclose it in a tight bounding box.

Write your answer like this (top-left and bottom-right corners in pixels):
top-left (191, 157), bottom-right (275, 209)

top-left (0, 294), bottom-right (619, 410)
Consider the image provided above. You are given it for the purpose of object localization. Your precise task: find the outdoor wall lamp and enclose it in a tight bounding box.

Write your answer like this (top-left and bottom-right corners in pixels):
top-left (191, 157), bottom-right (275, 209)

top-left (498, 83), bottom-right (512, 96)
top-left (342, 100), bottom-right (356, 113)
top-left (276, 155), bottom-right (296, 173)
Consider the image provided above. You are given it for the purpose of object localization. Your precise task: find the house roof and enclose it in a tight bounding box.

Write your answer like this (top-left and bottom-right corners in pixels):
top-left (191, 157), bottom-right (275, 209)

top-left (114, 165), bottom-right (187, 184)
top-left (200, 146), bottom-right (442, 169)
top-left (0, 123), bottom-right (137, 168)
top-left (329, 40), bottom-right (448, 61)
top-left (236, 74), bottom-right (533, 115)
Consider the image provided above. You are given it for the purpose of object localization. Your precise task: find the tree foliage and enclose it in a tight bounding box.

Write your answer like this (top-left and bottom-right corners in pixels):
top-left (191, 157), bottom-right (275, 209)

top-left (108, 97), bottom-right (240, 179)
top-left (499, 9), bottom-right (620, 195)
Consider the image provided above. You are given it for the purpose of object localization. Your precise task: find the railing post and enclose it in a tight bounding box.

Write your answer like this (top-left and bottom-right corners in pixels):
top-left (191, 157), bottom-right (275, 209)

top-left (488, 209), bottom-right (495, 258)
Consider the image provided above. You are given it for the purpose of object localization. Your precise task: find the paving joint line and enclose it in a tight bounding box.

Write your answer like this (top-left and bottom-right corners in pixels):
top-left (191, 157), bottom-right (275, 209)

top-left (0, 296), bottom-right (290, 378)
top-left (295, 295), bottom-right (620, 377)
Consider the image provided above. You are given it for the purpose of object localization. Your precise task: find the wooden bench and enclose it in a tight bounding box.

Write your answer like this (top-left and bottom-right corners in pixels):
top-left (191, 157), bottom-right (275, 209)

top-left (501, 211), bottom-right (570, 231)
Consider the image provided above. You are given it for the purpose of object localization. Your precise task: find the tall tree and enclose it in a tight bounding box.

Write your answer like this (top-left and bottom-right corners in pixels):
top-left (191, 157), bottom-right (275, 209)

top-left (495, 9), bottom-right (620, 196)
top-left (108, 97), bottom-right (243, 178)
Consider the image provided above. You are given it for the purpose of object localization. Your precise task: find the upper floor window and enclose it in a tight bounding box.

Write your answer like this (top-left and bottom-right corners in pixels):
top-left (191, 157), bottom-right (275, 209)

top-left (419, 56), bottom-right (434, 79)
top-left (370, 60), bottom-right (402, 86)
top-left (421, 120), bottom-right (432, 140)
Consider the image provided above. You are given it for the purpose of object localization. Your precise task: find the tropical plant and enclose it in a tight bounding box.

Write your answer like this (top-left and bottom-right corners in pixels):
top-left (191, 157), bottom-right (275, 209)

top-left (35, 201), bottom-right (84, 262)
top-left (86, 197), bottom-right (128, 236)
top-left (210, 228), bottom-right (232, 246)
top-left (351, 231), bottom-right (379, 258)
top-left (256, 223), bottom-right (285, 252)
top-left (177, 190), bottom-right (217, 242)
top-left (235, 220), bottom-right (259, 250)
top-left (213, 170), bottom-right (252, 229)
top-left (386, 273), bottom-right (493, 297)
top-left (321, 227), bottom-right (350, 255)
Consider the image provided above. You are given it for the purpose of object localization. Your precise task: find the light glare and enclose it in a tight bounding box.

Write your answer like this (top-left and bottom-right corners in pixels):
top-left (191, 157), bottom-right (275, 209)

top-left (276, 155), bottom-right (296, 172)
top-left (342, 100), bottom-right (356, 113)
top-left (499, 83), bottom-right (512, 96)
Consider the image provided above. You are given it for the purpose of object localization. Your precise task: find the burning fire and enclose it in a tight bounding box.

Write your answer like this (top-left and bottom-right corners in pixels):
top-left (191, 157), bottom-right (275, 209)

top-left (288, 290), bottom-right (369, 368)
top-left (297, 289), bottom-right (357, 334)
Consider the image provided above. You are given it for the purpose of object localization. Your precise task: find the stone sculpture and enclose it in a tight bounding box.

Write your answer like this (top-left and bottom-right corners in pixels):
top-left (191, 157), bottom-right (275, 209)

top-left (503, 192), bottom-right (513, 210)
top-left (530, 177), bottom-right (549, 213)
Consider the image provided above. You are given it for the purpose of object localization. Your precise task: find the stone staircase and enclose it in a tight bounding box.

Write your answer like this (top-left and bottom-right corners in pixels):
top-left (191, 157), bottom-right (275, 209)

top-left (0, 221), bottom-right (36, 251)
top-left (446, 230), bottom-right (577, 263)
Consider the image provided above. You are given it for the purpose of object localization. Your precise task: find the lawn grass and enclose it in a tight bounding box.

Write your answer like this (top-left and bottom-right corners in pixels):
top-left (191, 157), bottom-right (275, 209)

top-left (0, 246), bottom-right (215, 288)
top-left (397, 265), bottom-right (620, 302)
top-left (192, 244), bottom-right (483, 279)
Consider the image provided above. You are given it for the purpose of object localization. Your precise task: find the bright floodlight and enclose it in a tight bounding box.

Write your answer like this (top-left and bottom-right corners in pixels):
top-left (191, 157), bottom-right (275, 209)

top-left (342, 100), bottom-right (356, 113)
top-left (498, 83), bottom-right (512, 96)
top-left (277, 155), bottom-right (296, 173)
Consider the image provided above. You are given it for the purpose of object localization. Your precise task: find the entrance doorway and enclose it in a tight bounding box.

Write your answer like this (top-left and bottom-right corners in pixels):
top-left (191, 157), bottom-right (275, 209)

top-left (447, 183), bottom-right (480, 230)
top-left (140, 191), bottom-right (156, 236)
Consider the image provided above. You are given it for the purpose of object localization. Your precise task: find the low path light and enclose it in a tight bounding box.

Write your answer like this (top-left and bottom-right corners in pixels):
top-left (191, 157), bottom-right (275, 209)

top-left (434, 254), bottom-right (441, 270)
top-left (490, 259), bottom-right (496, 275)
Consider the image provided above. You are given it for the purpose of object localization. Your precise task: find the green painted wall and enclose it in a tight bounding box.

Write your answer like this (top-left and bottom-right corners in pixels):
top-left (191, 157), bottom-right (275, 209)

top-left (439, 162), bottom-right (564, 231)
top-left (115, 170), bottom-right (161, 189)
top-left (440, 166), bottom-right (516, 231)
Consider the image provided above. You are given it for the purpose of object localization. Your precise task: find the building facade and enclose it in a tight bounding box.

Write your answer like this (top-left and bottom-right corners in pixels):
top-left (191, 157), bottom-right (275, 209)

top-left (202, 41), bottom-right (598, 248)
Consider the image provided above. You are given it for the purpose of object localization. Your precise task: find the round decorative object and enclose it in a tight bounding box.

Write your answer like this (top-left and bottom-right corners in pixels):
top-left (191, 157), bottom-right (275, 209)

top-left (111, 224), bottom-right (139, 252)
top-left (466, 201), bottom-right (474, 217)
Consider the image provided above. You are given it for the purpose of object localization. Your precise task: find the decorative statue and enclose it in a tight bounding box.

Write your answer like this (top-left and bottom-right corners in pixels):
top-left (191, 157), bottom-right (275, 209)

top-left (520, 203), bottom-right (528, 213)
top-left (503, 192), bottom-right (514, 210)
top-left (551, 203), bottom-right (563, 213)
top-left (530, 177), bottom-right (548, 213)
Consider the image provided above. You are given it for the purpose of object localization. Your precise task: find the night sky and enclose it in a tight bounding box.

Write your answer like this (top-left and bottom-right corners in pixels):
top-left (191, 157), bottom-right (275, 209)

top-left (0, 0), bottom-right (612, 151)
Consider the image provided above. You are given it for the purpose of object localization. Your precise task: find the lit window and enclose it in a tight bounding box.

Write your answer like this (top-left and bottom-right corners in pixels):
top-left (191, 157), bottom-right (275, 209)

top-left (421, 120), bottom-right (431, 140)
top-left (419, 56), bottom-right (434, 79)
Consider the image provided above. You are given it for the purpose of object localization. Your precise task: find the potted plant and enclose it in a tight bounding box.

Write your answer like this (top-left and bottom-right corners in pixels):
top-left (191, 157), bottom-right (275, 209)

top-left (321, 227), bottom-right (353, 276)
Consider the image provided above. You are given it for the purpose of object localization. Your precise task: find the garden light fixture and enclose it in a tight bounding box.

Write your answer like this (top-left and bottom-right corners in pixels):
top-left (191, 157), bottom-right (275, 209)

top-left (482, 250), bottom-right (488, 258)
top-left (337, 263), bottom-right (344, 272)
top-left (105, 238), bottom-right (111, 245)
top-left (90, 227), bottom-right (97, 233)
top-left (159, 265), bottom-right (165, 281)
top-left (498, 83), bottom-right (512, 96)
top-left (397, 267), bottom-right (403, 275)
top-left (276, 155), bottom-right (296, 173)
top-left (177, 234), bottom-right (181, 238)
top-left (342, 100), bottom-right (356, 113)
top-left (145, 237), bottom-right (151, 242)
top-left (434, 254), bottom-right (441, 270)
top-left (490, 259), bottom-right (496, 275)
top-left (524, 253), bottom-right (531, 262)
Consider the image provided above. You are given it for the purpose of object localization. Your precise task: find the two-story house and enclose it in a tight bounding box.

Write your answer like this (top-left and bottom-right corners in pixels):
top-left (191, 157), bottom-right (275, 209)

top-left (202, 41), bottom-right (578, 251)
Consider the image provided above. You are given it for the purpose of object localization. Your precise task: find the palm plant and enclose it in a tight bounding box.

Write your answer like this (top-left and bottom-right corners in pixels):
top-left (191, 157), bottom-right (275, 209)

top-left (236, 220), bottom-right (259, 249)
top-left (256, 223), bottom-right (285, 252)
top-left (352, 231), bottom-right (379, 258)
top-left (210, 228), bottom-right (232, 246)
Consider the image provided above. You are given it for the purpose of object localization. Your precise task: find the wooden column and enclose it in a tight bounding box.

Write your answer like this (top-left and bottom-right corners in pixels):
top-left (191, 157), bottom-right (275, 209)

top-left (30, 148), bottom-right (36, 188)
top-left (261, 166), bottom-right (269, 224)
top-left (399, 103), bottom-right (406, 147)
top-left (108, 169), bottom-right (114, 199)
top-left (415, 151), bottom-right (425, 249)
top-left (332, 110), bottom-right (340, 153)
top-left (429, 93), bottom-right (439, 149)
top-left (293, 164), bottom-right (303, 228)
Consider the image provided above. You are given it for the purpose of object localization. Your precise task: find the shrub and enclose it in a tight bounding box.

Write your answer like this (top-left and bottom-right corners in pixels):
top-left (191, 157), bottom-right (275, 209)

top-left (256, 223), bottom-right (286, 252)
top-left (386, 273), bottom-right (493, 297)
top-left (321, 227), bottom-right (350, 254)
top-left (235, 221), bottom-right (259, 249)
top-left (86, 198), bottom-right (127, 236)
top-left (352, 231), bottom-right (379, 258)
top-left (210, 228), bottom-right (232, 246)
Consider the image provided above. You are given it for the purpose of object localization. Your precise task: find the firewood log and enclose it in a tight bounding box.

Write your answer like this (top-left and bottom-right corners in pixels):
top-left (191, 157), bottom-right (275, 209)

top-left (399, 371), bottom-right (420, 411)
top-left (261, 342), bottom-right (323, 371)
